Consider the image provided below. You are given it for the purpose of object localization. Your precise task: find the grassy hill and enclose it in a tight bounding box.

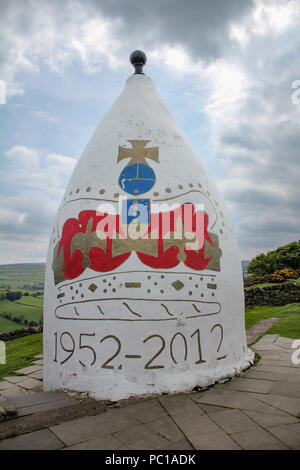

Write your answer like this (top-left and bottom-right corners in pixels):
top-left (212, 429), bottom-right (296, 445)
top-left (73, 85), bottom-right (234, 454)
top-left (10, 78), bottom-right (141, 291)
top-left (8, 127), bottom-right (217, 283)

top-left (0, 263), bottom-right (45, 290)
top-left (0, 263), bottom-right (45, 333)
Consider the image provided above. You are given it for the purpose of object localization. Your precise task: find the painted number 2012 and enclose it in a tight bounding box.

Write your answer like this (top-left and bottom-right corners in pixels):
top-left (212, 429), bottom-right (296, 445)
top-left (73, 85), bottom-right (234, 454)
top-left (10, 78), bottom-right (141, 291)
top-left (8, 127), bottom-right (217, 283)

top-left (53, 324), bottom-right (226, 369)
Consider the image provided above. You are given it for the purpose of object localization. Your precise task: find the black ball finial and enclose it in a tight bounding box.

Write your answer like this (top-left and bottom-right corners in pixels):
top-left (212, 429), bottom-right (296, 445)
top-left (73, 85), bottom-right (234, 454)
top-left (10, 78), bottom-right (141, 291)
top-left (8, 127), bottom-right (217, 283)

top-left (130, 50), bottom-right (147, 74)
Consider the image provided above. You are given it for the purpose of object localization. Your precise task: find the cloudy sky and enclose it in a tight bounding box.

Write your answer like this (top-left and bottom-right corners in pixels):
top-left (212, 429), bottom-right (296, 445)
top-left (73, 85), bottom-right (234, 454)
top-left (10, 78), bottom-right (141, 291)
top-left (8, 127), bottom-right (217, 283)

top-left (0, 0), bottom-right (300, 264)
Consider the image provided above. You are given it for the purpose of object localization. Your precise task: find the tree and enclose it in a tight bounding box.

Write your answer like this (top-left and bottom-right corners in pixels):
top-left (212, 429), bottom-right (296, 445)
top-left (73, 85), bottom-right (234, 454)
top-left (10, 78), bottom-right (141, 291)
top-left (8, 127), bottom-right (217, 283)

top-left (6, 291), bottom-right (22, 301)
top-left (247, 240), bottom-right (300, 276)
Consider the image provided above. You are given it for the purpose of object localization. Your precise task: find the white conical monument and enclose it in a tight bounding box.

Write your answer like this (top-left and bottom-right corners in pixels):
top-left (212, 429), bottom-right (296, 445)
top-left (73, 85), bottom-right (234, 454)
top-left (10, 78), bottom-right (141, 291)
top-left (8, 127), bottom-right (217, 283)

top-left (43, 51), bottom-right (253, 400)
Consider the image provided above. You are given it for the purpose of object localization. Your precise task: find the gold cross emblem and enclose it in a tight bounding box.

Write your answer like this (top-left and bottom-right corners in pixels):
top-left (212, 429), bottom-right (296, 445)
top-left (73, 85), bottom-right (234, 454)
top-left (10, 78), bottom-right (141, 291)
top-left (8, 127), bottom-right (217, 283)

top-left (118, 140), bottom-right (159, 166)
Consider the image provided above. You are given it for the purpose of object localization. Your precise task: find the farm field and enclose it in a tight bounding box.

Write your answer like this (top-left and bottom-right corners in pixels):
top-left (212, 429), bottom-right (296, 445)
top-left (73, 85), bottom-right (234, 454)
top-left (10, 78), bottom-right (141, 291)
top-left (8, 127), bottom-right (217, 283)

top-left (0, 298), bottom-right (43, 324)
top-left (0, 316), bottom-right (26, 333)
top-left (0, 263), bottom-right (45, 290)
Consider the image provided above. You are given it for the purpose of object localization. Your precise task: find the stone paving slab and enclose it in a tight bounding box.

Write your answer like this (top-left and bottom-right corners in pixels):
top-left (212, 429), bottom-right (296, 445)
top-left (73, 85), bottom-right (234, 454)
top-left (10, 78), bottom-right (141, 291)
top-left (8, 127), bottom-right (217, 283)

top-left (246, 392), bottom-right (300, 417)
top-left (171, 410), bottom-right (220, 437)
top-left (243, 410), bottom-right (300, 428)
top-left (161, 439), bottom-right (194, 450)
top-left (3, 376), bottom-right (27, 384)
top-left (269, 380), bottom-right (300, 399)
top-left (0, 381), bottom-right (16, 391)
top-left (209, 409), bottom-right (261, 434)
top-left (17, 396), bottom-right (78, 417)
top-left (64, 434), bottom-right (128, 450)
top-left (146, 416), bottom-right (185, 443)
top-left (267, 423), bottom-right (300, 450)
top-left (14, 365), bottom-right (42, 375)
top-left (246, 319), bottom-right (279, 345)
top-left (242, 369), bottom-right (288, 381)
top-left (33, 359), bottom-right (43, 366)
top-left (9, 391), bottom-right (73, 409)
top-left (15, 377), bottom-right (43, 391)
top-left (120, 398), bottom-right (167, 423)
top-left (28, 370), bottom-right (43, 380)
top-left (230, 428), bottom-right (289, 450)
top-left (50, 408), bottom-right (141, 446)
top-left (226, 377), bottom-right (274, 394)
top-left (189, 429), bottom-right (241, 450)
top-left (158, 393), bottom-right (204, 416)
top-left (0, 429), bottom-right (64, 450)
top-left (0, 386), bottom-right (33, 399)
top-left (113, 423), bottom-right (172, 450)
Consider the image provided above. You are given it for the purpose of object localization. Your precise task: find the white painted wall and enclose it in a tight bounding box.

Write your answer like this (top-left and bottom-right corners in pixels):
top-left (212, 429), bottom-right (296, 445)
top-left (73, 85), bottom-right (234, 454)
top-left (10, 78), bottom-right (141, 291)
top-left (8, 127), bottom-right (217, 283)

top-left (43, 73), bottom-right (253, 400)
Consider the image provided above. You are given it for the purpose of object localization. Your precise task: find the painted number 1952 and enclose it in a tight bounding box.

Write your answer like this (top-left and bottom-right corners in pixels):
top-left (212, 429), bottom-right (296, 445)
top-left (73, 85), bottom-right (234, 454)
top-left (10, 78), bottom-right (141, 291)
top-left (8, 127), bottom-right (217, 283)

top-left (53, 324), bottom-right (226, 370)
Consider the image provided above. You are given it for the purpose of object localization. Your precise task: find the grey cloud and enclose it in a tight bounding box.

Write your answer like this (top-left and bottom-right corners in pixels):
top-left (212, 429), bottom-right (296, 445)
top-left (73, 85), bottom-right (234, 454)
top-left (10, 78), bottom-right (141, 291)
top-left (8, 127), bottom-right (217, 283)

top-left (92, 0), bottom-right (253, 60)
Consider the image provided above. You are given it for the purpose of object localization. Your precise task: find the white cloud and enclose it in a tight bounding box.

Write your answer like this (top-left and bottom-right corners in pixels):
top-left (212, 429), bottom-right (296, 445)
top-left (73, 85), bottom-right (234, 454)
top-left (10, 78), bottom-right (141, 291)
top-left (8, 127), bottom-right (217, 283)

top-left (4, 145), bottom-right (39, 169)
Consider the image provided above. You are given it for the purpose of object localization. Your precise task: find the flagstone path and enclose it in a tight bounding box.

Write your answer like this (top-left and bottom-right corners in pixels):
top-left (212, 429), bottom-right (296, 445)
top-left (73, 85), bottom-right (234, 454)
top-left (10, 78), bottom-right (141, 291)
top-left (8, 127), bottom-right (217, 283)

top-left (0, 334), bottom-right (299, 450)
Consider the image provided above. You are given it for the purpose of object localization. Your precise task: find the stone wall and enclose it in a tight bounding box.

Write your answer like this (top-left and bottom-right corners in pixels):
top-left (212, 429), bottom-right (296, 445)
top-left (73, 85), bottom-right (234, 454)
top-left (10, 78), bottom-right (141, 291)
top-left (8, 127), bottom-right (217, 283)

top-left (245, 282), bottom-right (300, 307)
top-left (0, 326), bottom-right (42, 342)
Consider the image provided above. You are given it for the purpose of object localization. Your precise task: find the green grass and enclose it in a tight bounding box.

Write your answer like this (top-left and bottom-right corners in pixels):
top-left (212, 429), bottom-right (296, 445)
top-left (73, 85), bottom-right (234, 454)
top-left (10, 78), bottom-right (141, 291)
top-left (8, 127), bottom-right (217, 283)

top-left (0, 333), bottom-right (43, 381)
top-left (0, 317), bottom-right (26, 333)
top-left (245, 303), bottom-right (300, 338)
top-left (0, 299), bottom-right (43, 327)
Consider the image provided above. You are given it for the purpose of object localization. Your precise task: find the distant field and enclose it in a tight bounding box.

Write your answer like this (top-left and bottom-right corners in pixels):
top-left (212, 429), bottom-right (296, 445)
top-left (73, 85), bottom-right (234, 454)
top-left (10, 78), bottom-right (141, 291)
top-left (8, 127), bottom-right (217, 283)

top-left (0, 316), bottom-right (26, 333)
top-left (0, 263), bottom-right (45, 290)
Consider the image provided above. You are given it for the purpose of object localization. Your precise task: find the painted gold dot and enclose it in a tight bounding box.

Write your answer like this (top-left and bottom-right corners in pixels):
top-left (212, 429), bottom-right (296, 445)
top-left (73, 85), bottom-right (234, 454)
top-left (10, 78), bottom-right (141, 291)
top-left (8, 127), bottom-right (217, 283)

top-left (72, 296), bottom-right (74, 300)
top-left (79, 283), bottom-right (82, 287)
top-left (198, 183), bottom-right (202, 188)
top-left (81, 294), bottom-right (84, 298)
top-left (108, 283), bottom-right (112, 286)
top-left (99, 189), bottom-right (105, 195)
top-left (70, 286), bottom-right (73, 290)
top-left (178, 184), bottom-right (183, 190)
top-left (113, 276), bottom-right (116, 280)
top-left (200, 277), bottom-right (203, 281)
top-left (103, 279), bottom-right (107, 283)
top-left (161, 275), bottom-right (164, 279)
top-left (165, 187), bottom-right (172, 193)
top-left (189, 291), bottom-right (192, 295)
top-left (147, 289), bottom-right (151, 293)
top-left (154, 282), bottom-right (158, 286)
top-left (112, 288), bottom-right (116, 293)
top-left (147, 275), bottom-right (151, 279)
top-left (86, 187), bottom-right (91, 192)
top-left (160, 289), bottom-right (164, 294)
top-left (201, 293), bottom-right (204, 297)
top-left (189, 276), bottom-right (192, 280)
top-left (114, 193), bottom-right (119, 198)
top-left (103, 289), bottom-right (107, 293)
top-left (189, 183), bottom-right (193, 188)
top-left (76, 188), bottom-right (80, 193)
top-left (153, 192), bottom-right (159, 197)
top-left (75, 290), bottom-right (78, 294)
top-left (195, 284), bottom-right (198, 288)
